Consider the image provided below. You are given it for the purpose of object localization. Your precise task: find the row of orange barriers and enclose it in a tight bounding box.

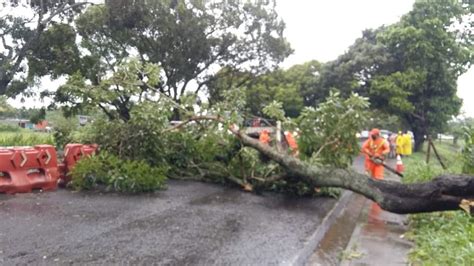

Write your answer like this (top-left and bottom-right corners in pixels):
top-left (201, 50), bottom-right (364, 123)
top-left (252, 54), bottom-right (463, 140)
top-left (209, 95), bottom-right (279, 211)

top-left (0, 143), bottom-right (97, 194)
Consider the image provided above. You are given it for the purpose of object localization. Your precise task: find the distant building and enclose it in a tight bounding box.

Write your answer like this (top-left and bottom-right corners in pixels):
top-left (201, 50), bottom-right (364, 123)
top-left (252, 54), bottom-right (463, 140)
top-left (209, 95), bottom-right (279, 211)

top-left (17, 119), bottom-right (49, 131)
top-left (17, 119), bottom-right (34, 129)
top-left (35, 120), bottom-right (48, 130)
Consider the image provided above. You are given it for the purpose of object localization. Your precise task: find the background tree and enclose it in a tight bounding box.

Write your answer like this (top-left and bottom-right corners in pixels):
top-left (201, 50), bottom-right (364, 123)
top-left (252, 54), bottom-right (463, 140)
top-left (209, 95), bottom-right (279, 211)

top-left (208, 60), bottom-right (322, 118)
top-left (370, 1), bottom-right (472, 151)
top-left (312, 1), bottom-right (472, 151)
top-left (0, 96), bottom-right (15, 118)
top-left (28, 1), bottom-right (292, 119)
top-left (318, 28), bottom-right (390, 99)
top-left (55, 59), bottom-right (161, 121)
top-left (364, 113), bottom-right (404, 133)
top-left (446, 117), bottom-right (474, 145)
top-left (0, 0), bottom-right (89, 96)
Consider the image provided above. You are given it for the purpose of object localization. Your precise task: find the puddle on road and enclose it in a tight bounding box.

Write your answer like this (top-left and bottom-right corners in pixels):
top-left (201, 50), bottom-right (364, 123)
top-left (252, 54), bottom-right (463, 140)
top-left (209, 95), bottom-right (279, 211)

top-left (189, 189), bottom-right (242, 205)
top-left (364, 202), bottom-right (389, 237)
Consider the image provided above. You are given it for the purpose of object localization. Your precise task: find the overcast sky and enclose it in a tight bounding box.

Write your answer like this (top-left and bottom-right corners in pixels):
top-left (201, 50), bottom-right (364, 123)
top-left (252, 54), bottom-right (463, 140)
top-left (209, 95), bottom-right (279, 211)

top-left (6, 0), bottom-right (474, 117)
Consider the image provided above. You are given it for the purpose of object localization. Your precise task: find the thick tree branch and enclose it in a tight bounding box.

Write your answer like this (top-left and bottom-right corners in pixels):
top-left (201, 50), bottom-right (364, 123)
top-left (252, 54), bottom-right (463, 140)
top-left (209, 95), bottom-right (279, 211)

top-left (172, 115), bottom-right (474, 214)
top-left (40, 2), bottom-right (91, 26)
top-left (97, 103), bottom-right (115, 120)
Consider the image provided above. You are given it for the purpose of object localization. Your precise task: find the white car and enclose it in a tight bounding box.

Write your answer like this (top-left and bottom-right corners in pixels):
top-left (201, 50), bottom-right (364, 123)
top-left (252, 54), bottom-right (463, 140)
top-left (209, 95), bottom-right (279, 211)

top-left (380, 129), bottom-right (391, 140)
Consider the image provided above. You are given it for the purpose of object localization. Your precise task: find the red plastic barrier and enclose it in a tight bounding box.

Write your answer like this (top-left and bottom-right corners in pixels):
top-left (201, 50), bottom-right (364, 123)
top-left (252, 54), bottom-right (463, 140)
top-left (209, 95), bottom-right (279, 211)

top-left (58, 143), bottom-right (98, 185)
top-left (0, 145), bottom-right (59, 194)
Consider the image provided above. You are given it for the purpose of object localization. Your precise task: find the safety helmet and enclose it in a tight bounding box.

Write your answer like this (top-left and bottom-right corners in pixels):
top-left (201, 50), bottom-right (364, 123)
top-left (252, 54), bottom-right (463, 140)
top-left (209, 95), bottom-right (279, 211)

top-left (370, 128), bottom-right (380, 136)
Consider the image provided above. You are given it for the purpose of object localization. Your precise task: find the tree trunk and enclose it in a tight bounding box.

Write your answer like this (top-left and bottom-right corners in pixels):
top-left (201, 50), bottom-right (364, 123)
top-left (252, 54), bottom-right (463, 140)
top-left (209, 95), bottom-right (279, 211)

top-left (175, 116), bottom-right (474, 214)
top-left (0, 76), bottom-right (12, 96)
top-left (171, 107), bottom-right (181, 121)
top-left (231, 126), bottom-right (474, 214)
top-left (413, 128), bottom-right (425, 152)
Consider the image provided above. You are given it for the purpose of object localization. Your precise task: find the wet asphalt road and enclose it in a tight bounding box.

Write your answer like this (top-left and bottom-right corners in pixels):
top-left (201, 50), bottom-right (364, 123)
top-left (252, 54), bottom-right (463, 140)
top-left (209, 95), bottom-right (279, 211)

top-left (0, 180), bottom-right (337, 265)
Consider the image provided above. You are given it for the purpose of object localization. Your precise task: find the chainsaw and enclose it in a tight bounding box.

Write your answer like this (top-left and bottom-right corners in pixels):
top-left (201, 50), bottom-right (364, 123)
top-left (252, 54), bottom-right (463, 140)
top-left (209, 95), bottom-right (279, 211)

top-left (364, 153), bottom-right (404, 178)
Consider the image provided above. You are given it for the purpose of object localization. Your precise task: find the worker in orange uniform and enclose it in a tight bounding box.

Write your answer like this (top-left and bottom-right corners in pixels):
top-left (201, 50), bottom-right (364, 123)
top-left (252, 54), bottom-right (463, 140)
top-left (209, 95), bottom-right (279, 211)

top-left (284, 131), bottom-right (299, 157)
top-left (259, 129), bottom-right (271, 145)
top-left (362, 128), bottom-right (390, 180)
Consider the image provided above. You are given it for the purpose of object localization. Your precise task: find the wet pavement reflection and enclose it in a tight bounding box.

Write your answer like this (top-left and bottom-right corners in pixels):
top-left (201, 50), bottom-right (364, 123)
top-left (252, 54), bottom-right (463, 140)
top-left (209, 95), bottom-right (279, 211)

top-left (309, 156), bottom-right (412, 266)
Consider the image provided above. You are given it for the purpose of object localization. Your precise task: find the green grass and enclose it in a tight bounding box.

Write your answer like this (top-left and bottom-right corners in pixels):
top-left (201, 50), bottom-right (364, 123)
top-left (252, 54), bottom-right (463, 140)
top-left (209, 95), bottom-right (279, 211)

top-left (0, 131), bottom-right (54, 147)
top-left (402, 141), bottom-right (463, 183)
top-left (403, 141), bottom-right (473, 266)
top-left (0, 123), bottom-right (22, 132)
top-left (407, 212), bottom-right (474, 266)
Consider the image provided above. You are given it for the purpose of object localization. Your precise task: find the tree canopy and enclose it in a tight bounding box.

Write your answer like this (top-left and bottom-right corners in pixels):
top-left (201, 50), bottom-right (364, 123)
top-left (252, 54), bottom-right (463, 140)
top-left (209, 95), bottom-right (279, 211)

top-left (314, 1), bottom-right (473, 151)
top-left (0, 96), bottom-right (15, 118)
top-left (0, 0), bottom-right (89, 96)
top-left (13, 0), bottom-right (292, 120)
top-left (208, 60), bottom-right (322, 118)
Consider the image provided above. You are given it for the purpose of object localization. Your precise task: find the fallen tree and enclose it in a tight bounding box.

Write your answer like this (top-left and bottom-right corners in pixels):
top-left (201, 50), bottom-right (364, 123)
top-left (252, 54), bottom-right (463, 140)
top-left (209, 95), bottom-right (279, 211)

top-left (231, 125), bottom-right (474, 214)
top-left (61, 59), bottom-right (474, 215)
top-left (171, 113), bottom-right (474, 214)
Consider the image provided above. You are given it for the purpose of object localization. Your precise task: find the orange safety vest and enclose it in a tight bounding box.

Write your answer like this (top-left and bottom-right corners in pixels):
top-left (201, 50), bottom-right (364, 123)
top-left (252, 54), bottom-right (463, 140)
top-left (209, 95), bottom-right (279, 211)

top-left (284, 132), bottom-right (298, 150)
top-left (362, 138), bottom-right (389, 179)
top-left (259, 131), bottom-right (271, 144)
top-left (363, 138), bottom-right (389, 157)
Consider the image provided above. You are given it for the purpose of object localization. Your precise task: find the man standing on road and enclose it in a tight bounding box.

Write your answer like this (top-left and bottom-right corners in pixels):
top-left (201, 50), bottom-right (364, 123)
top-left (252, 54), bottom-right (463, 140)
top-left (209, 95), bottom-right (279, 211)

top-left (402, 130), bottom-right (412, 156)
top-left (362, 128), bottom-right (390, 180)
top-left (388, 132), bottom-right (397, 158)
top-left (396, 130), bottom-right (404, 156)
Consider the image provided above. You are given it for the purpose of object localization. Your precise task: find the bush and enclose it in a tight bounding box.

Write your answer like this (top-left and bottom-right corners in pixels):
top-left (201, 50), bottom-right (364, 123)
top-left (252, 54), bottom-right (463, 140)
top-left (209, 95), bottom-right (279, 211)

top-left (74, 103), bottom-right (172, 166)
top-left (49, 115), bottom-right (78, 149)
top-left (70, 152), bottom-right (168, 193)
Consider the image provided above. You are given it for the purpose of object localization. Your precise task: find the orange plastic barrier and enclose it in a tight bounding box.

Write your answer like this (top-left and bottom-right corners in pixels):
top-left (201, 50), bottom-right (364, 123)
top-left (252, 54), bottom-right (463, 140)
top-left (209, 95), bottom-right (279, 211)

top-left (58, 143), bottom-right (98, 185)
top-left (0, 145), bottom-right (59, 194)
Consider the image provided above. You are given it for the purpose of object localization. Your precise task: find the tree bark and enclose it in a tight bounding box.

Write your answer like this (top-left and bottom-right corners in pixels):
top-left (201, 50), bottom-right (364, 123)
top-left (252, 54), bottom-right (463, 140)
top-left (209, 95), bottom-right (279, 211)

top-left (413, 127), bottom-right (425, 152)
top-left (173, 116), bottom-right (474, 214)
top-left (230, 125), bottom-right (474, 214)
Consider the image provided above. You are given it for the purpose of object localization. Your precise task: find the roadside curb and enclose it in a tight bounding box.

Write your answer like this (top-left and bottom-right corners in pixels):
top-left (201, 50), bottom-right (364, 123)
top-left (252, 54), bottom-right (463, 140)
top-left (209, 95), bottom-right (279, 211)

top-left (289, 190), bottom-right (354, 266)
